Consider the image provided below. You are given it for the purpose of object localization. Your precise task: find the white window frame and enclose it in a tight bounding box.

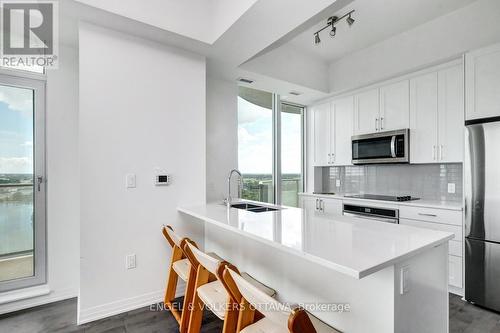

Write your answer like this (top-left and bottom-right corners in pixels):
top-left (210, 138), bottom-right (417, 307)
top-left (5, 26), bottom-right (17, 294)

top-left (0, 72), bottom-right (47, 292)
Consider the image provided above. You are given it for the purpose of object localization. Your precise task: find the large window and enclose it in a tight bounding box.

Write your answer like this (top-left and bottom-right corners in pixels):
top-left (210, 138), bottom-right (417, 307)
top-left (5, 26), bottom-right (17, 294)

top-left (238, 87), bottom-right (304, 207)
top-left (0, 73), bottom-right (46, 292)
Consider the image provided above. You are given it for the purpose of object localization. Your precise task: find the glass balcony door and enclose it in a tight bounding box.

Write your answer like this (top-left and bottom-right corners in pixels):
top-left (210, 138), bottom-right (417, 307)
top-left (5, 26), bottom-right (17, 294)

top-left (0, 74), bottom-right (46, 291)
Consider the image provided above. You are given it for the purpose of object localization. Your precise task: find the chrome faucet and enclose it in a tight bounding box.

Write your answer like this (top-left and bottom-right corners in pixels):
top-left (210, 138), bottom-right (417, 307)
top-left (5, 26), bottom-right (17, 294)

top-left (225, 169), bottom-right (243, 206)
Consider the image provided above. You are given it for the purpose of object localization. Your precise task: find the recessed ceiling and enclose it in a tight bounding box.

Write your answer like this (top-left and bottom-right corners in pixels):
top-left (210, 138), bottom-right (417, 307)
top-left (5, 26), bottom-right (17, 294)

top-left (74, 0), bottom-right (258, 44)
top-left (287, 0), bottom-right (478, 64)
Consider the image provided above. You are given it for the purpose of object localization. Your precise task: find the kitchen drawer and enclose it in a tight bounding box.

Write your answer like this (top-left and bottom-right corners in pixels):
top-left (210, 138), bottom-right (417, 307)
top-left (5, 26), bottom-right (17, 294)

top-left (449, 240), bottom-right (463, 257)
top-left (449, 255), bottom-right (463, 288)
top-left (399, 218), bottom-right (462, 241)
top-left (399, 206), bottom-right (462, 226)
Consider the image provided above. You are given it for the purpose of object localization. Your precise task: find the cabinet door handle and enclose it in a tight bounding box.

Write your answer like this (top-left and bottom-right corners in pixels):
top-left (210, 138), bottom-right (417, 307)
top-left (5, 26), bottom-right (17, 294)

top-left (439, 145), bottom-right (443, 161)
top-left (380, 117), bottom-right (384, 130)
top-left (320, 200), bottom-right (324, 212)
top-left (316, 199), bottom-right (319, 210)
top-left (375, 118), bottom-right (379, 131)
top-left (418, 213), bottom-right (437, 217)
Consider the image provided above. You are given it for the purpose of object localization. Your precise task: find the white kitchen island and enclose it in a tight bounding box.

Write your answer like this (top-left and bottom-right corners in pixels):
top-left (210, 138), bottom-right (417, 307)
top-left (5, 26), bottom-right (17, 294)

top-left (178, 201), bottom-right (454, 333)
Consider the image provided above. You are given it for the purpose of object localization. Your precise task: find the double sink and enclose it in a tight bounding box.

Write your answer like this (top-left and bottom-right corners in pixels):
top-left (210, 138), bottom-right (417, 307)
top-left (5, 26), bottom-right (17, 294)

top-left (230, 202), bottom-right (280, 213)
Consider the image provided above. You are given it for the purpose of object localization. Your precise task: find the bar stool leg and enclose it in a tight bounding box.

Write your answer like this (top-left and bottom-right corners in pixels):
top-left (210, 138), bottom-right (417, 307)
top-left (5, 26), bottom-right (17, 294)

top-left (187, 267), bottom-right (210, 333)
top-left (222, 298), bottom-right (238, 333)
top-left (165, 246), bottom-right (184, 321)
top-left (179, 266), bottom-right (197, 333)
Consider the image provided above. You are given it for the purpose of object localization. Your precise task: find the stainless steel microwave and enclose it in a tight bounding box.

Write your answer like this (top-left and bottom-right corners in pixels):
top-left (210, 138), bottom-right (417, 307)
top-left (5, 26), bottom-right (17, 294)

top-left (351, 129), bottom-right (409, 165)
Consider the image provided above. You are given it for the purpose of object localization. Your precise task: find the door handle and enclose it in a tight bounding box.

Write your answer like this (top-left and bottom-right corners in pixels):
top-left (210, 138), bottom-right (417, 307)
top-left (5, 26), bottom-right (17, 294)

top-left (390, 136), bottom-right (397, 158)
top-left (36, 176), bottom-right (43, 192)
top-left (375, 118), bottom-right (379, 131)
top-left (418, 213), bottom-right (437, 217)
top-left (316, 199), bottom-right (319, 210)
top-left (380, 117), bottom-right (384, 130)
top-left (320, 200), bottom-right (324, 212)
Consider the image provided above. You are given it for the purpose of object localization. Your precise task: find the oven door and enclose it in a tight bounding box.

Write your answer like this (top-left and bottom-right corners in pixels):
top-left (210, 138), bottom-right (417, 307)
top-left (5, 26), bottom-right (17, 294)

top-left (352, 129), bottom-right (409, 164)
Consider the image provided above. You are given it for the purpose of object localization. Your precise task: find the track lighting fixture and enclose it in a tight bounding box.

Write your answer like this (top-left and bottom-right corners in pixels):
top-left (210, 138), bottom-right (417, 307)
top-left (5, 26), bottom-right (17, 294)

top-left (346, 14), bottom-right (355, 26)
top-left (313, 10), bottom-right (355, 45)
top-left (314, 33), bottom-right (321, 45)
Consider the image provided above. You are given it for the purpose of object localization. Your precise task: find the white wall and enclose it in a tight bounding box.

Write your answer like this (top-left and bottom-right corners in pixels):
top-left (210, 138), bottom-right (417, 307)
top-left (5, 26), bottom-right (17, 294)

top-left (328, 0), bottom-right (500, 94)
top-left (0, 45), bottom-right (80, 314)
top-left (206, 77), bottom-right (238, 203)
top-left (78, 23), bottom-right (206, 323)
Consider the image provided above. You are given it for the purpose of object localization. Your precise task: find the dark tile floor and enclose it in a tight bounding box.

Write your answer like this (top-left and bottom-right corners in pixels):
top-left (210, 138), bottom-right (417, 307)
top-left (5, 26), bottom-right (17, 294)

top-left (0, 294), bottom-right (499, 332)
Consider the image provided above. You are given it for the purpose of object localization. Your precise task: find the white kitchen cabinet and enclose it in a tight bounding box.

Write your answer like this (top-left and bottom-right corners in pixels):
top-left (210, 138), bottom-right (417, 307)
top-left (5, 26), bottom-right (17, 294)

top-left (332, 96), bottom-right (354, 165)
top-left (312, 102), bottom-right (331, 166)
top-left (299, 195), bottom-right (342, 217)
top-left (354, 89), bottom-right (379, 135)
top-left (410, 72), bottom-right (439, 164)
top-left (379, 80), bottom-right (410, 132)
top-left (466, 42), bottom-right (500, 120)
top-left (410, 64), bottom-right (464, 164)
top-left (438, 65), bottom-right (464, 163)
top-left (449, 255), bottom-right (463, 289)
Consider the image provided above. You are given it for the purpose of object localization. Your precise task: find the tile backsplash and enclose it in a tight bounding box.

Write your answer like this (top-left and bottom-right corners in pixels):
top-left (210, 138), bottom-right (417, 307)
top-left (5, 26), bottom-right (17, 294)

top-left (315, 164), bottom-right (463, 202)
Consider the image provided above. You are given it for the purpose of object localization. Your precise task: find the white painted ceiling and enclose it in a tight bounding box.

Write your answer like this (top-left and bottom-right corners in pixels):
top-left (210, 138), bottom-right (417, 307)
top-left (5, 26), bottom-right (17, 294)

top-left (73, 0), bottom-right (258, 44)
top-left (287, 0), bottom-right (478, 64)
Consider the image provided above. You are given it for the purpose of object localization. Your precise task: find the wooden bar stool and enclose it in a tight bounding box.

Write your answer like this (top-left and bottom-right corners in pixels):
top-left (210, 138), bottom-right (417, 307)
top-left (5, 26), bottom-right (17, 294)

top-left (161, 225), bottom-right (198, 333)
top-left (223, 266), bottom-right (342, 333)
top-left (184, 242), bottom-right (276, 333)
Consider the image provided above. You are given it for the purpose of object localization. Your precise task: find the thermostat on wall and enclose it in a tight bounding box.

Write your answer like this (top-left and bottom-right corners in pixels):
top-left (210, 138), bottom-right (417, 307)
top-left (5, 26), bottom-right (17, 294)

top-left (155, 174), bottom-right (171, 186)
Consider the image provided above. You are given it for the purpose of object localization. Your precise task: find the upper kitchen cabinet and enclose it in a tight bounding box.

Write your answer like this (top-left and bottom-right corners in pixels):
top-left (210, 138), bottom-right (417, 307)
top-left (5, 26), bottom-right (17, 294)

top-left (410, 63), bottom-right (464, 163)
top-left (410, 72), bottom-right (439, 164)
top-left (332, 96), bottom-right (354, 166)
top-left (438, 65), bottom-right (464, 163)
top-left (379, 80), bottom-right (410, 132)
top-left (354, 82), bottom-right (410, 135)
top-left (466, 43), bottom-right (500, 121)
top-left (354, 89), bottom-right (379, 135)
top-left (312, 102), bottom-right (331, 166)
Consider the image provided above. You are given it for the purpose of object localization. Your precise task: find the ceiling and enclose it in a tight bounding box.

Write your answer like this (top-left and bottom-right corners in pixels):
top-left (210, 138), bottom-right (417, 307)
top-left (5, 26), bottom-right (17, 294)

top-left (73, 0), bottom-right (259, 44)
top-left (287, 0), bottom-right (478, 64)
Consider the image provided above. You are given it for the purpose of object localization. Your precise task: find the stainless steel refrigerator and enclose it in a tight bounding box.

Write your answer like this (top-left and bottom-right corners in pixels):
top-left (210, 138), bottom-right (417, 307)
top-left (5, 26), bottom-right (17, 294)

top-left (465, 118), bottom-right (500, 312)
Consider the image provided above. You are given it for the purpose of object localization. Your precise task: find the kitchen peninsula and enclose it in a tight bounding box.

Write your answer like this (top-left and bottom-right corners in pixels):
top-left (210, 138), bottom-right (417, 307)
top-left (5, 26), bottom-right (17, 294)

top-left (179, 201), bottom-right (454, 333)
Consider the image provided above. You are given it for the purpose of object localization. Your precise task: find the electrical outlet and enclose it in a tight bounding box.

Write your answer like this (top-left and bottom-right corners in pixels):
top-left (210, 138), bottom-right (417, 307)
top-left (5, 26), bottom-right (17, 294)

top-left (126, 254), bottom-right (136, 269)
top-left (447, 183), bottom-right (456, 194)
top-left (126, 174), bottom-right (136, 188)
top-left (336, 179), bottom-right (341, 187)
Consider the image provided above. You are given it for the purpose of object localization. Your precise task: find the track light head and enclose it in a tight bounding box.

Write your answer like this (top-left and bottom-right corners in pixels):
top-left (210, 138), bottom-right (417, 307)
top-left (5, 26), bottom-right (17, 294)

top-left (330, 26), bottom-right (337, 37)
top-left (314, 33), bottom-right (321, 45)
top-left (346, 14), bottom-right (355, 26)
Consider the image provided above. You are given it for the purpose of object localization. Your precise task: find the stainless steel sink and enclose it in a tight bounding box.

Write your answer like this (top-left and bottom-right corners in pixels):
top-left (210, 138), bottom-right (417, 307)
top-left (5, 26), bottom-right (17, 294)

top-left (230, 203), bottom-right (280, 213)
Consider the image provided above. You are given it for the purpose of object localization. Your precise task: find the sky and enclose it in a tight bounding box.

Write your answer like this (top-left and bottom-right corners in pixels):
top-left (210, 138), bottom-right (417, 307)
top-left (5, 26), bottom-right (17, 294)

top-left (238, 96), bottom-right (301, 174)
top-left (0, 85), bottom-right (34, 174)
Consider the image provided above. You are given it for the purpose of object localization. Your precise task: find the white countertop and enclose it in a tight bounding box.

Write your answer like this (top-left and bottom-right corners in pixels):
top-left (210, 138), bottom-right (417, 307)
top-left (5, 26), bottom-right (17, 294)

top-left (178, 201), bottom-right (454, 279)
top-left (299, 192), bottom-right (463, 211)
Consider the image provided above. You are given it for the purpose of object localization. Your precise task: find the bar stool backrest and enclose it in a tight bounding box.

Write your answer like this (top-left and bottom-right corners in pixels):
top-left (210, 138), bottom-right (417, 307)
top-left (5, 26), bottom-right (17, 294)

top-left (227, 268), bottom-right (290, 327)
top-left (186, 242), bottom-right (221, 275)
top-left (162, 225), bottom-right (183, 248)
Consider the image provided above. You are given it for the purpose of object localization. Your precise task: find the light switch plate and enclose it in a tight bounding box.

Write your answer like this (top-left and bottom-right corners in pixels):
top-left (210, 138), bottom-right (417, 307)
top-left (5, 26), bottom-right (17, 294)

top-left (126, 174), bottom-right (136, 188)
top-left (126, 254), bottom-right (136, 269)
top-left (447, 183), bottom-right (456, 194)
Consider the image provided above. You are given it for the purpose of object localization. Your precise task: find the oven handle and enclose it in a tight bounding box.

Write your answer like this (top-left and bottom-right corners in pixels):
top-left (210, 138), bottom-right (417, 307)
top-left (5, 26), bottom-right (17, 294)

top-left (390, 136), bottom-right (397, 158)
top-left (343, 212), bottom-right (399, 224)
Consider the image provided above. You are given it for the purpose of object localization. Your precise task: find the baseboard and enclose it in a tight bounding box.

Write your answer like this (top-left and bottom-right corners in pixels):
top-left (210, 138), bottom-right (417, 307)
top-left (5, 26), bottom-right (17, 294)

top-left (77, 283), bottom-right (185, 325)
top-left (0, 287), bottom-right (77, 315)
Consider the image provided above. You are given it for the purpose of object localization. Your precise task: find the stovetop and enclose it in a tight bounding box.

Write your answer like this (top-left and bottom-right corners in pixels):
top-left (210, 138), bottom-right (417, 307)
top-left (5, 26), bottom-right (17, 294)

top-left (344, 194), bottom-right (420, 202)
